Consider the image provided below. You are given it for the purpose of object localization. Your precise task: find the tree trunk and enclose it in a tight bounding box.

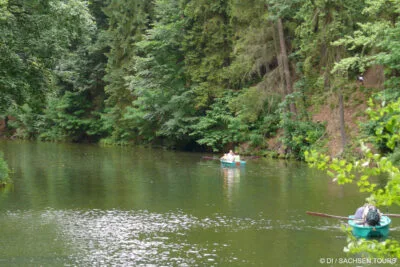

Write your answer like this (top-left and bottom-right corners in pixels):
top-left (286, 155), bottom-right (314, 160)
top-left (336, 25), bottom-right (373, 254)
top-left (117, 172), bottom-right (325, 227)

top-left (4, 116), bottom-right (8, 130)
top-left (271, 21), bottom-right (286, 96)
top-left (277, 18), bottom-right (296, 114)
top-left (324, 70), bottom-right (330, 90)
top-left (338, 92), bottom-right (346, 153)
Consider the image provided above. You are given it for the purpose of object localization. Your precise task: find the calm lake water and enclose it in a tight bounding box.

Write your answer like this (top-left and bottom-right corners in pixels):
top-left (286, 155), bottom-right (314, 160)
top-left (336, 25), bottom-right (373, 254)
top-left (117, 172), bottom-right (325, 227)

top-left (0, 141), bottom-right (398, 266)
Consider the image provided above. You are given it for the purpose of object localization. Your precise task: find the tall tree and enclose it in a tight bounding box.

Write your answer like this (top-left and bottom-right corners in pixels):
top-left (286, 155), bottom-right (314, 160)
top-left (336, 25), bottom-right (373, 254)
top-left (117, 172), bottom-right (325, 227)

top-left (227, 0), bottom-right (278, 92)
top-left (0, 0), bottom-right (52, 115)
top-left (36, 0), bottom-right (112, 142)
top-left (102, 0), bottom-right (153, 140)
top-left (181, 0), bottom-right (232, 109)
top-left (295, 1), bottom-right (365, 89)
top-left (266, 0), bottom-right (299, 114)
top-left (0, 0), bottom-right (96, 137)
top-left (103, 0), bottom-right (152, 107)
top-left (332, 0), bottom-right (400, 100)
top-left (332, 0), bottom-right (400, 155)
top-left (123, 0), bottom-right (197, 147)
top-left (295, 0), bottom-right (367, 153)
top-left (276, 17), bottom-right (296, 114)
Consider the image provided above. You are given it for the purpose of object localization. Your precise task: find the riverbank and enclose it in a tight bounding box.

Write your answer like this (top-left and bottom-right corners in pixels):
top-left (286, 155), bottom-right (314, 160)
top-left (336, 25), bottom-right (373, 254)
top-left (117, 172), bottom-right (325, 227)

top-left (0, 85), bottom-right (377, 160)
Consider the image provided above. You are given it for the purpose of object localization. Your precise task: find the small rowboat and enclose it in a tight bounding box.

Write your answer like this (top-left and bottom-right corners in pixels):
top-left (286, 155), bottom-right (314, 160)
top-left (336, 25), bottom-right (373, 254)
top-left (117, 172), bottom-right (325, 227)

top-left (220, 160), bottom-right (246, 167)
top-left (348, 215), bottom-right (391, 238)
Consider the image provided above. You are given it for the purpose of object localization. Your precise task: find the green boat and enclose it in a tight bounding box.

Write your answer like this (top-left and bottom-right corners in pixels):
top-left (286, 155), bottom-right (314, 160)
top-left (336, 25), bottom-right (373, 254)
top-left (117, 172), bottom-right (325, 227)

top-left (348, 215), bottom-right (391, 238)
top-left (220, 160), bottom-right (246, 167)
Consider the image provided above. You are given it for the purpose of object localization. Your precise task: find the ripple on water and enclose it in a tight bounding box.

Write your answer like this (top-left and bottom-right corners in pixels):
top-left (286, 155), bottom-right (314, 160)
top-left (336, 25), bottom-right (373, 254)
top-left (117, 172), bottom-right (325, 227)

top-left (41, 209), bottom-right (236, 266)
top-left (2, 209), bottom-right (344, 266)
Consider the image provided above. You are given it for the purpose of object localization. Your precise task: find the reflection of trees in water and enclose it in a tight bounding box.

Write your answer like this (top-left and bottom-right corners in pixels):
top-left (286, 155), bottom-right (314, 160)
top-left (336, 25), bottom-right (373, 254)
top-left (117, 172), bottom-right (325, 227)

top-left (221, 167), bottom-right (241, 202)
top-left (0, 183), bottom-right (14, 200)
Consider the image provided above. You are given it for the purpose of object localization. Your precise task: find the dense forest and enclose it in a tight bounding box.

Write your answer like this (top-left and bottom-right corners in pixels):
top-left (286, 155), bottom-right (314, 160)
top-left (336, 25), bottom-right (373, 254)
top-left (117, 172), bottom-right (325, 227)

top-left (1, 0), bottom-right (400, 257)
top-left (0, 0), bottom-right (399, 160)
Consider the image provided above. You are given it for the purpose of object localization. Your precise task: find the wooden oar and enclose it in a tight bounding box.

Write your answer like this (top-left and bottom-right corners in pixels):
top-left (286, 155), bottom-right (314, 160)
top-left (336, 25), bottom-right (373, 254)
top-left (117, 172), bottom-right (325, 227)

top-left (382, 213), bottom-right (400, 218)
top-left (307, 211), bottom-right (400, 220)
top-left (306, 211), bottom-right (352, 220)
top-left (202, 156), bottom-right (219, 160)
top-left (202, 155), bottom-right (260, 161)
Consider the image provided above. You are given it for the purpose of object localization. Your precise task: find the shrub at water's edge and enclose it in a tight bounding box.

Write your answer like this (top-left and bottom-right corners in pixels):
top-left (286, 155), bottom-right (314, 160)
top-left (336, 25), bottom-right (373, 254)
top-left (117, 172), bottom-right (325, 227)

top-left (0, 153), bottom-right (10, 186)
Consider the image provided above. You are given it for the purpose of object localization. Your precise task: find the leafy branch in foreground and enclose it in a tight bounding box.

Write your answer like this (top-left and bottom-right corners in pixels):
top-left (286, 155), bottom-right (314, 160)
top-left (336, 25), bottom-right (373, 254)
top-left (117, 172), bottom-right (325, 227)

top-left (305, 98), bottom-right (400, 257)
top-left (305, 143), bottom-right (400, 206)
top-left (344, 228), bottom-right (400, 258)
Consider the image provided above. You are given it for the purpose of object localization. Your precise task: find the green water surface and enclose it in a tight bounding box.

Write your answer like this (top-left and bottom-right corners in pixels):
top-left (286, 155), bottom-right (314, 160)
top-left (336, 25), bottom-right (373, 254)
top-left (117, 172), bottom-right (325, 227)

top-left (0, 141), bottom-right (397, 266)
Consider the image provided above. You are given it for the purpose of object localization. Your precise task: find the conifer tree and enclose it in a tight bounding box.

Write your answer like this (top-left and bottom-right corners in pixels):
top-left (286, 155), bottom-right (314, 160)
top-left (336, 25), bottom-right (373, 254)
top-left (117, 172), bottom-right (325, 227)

top-left (123, 0), bottom-right (197, 147)
top-left (102, 0), bottom-right (153, 140)
top-left (181, 0), bottom-right (232, 109)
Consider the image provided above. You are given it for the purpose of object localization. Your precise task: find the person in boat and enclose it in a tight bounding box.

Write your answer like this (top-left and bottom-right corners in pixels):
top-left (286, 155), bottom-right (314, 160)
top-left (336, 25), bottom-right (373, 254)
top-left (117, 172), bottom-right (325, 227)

top-left (220, 153), bottom-right (231, 162)
top-left (354, 204), bottom-right (382, 226)
top-left (221, 150), bottom-right (240, 163)
top-left (229, 150), bottom-right (242, 163)
top-left (226, 150), bottom-right (235, 162)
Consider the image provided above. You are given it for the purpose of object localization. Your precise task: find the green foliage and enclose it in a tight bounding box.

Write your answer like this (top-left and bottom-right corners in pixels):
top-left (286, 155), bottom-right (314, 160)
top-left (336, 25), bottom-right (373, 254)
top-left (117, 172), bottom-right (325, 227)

top-left (343, 226), bottom-right (400, 258)
top-left (38, 92), bottom-right (107, 142)
top-left (266, 0), bottom-right (302, 20)
top-left (181, 0), bottom-right (232, 108)
top-left (361, 98), bottom-right (400, 153)
top-left (0, 152), bottom-right (10, 185)
top-left (377, 21), bottom-right (400, 99)
top-left (226, 0), bottom-right (275, 89)
top-left (189, 88), bottom-right (280, 151)
top-left (7, 104), bottom-right (42, 139)
top-left (331, 0), bottom-right (400, 80)
top-left (295, 0), bottom-right (367, 102)
top-left (230, 87), bottom-right (278, 122)
top-left (279, 94), bottom-right (325, 160)
top-left (306, 141), bottom-right (400, 205)
top-left (122, 0), bottom-right (196, 147)
top-left (190, 92), bottom-right (244, 151)
top-left (0, 0), bottom-right (96, 113)
top-left (305, 96), bottom-right (400, 258)
top-left (229, 87), bottom-right (281, 148)
top-left (39, 0), bottom-right (108, 143)
top-left (98, 107), bottom-right (131, 146)
top-left (0, 0), bottom-right (10, 20)
top-left (389, 148), bottom-right (400, 166)
top-left (2, 0), bottom-right (399, 162)
top-left (0, 0), bottom-right (100, 142)
top-left (101, 0), bottom-right (154, 142)
top-left (103, 0), bottom-right (152, 107)
top-left (280, 119), bottom-right (325, 160)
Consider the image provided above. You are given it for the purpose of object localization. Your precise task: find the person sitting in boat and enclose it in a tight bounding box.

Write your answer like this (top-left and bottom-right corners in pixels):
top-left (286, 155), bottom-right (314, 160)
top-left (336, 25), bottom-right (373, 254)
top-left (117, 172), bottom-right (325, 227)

top-left (221, 150), bottom-right (236, 162)
top-left (227, 150), bottom-right (235, 162)
top-left (354, 204), bottom-right (382, 226)
top-left (220, 153), bottom-right (231, 162)
top-left (229, 150), bottom-right (242, 163)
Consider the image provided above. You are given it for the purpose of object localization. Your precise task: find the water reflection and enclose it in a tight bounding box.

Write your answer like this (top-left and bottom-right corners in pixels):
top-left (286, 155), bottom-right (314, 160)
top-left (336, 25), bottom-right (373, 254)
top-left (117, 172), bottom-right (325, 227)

top-left (221, 167), bottom-right (241, 202)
